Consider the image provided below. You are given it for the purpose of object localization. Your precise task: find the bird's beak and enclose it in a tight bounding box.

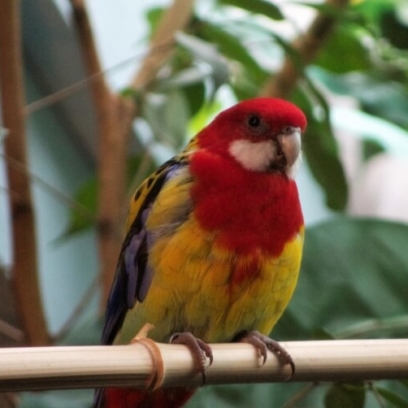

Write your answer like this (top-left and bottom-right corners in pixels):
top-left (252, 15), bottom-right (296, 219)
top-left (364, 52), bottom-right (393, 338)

top-left (268, 127), bottom-right (302, 176)
top-left (277, 128), bottom-right (302, 170)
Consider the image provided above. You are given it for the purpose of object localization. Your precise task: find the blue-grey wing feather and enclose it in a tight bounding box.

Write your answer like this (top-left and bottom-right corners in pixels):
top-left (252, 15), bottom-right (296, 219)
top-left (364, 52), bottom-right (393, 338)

top-left (101, 160), bottom-right (185, 345)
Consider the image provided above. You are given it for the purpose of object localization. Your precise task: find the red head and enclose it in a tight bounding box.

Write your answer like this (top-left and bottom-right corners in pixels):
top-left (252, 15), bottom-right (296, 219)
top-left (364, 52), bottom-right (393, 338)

top-left (196, 98), bottom-right (307, 176)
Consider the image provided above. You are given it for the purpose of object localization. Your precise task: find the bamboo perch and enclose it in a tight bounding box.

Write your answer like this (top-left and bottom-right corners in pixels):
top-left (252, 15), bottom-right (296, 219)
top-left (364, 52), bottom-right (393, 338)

top-left (0, 339), bottom-right (408, 392)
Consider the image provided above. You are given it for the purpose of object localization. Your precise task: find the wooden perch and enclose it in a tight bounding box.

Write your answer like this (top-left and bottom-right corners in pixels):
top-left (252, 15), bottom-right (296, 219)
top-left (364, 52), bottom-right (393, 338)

top-left (0, 339), bottom-right (407, 392)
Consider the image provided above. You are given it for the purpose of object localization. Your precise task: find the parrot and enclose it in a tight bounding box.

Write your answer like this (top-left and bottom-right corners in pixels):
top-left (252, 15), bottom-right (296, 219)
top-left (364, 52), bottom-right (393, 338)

top-left (94, 97), bottom-right (307, 408)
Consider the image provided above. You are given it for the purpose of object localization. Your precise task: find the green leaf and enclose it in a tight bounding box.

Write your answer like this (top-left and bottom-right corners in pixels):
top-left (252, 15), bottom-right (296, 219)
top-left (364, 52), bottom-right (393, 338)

top-left (183, 81), bottom-right (206, 117)
top-left (120, 86), bottom-right (143, 103)
top-left (186, 382), bottom-right (318, 408)
top-left (311, 69), bottom-right (408, 131)
top-left (157, 66), bottom-right (209, 91)
top-left (61, 154), bottom-right (157, 239)
top-left (19, 389), bottom-right (93, 408)
top-left (163, 90), bottom-right (191, 148)
top-left (293, 2), bottom-right (347, 16)
top-left (196, 20), bottom-right (268, 83)
top-left (154, 66), bottom-right (207, 116)
top-left (314, 26), bottom-right (371, 73)
top-left (143, 90), bottom-right (191, 149)
top-left (352, 0), bottom-right (396, 27)
top-left (274, 218), bottom-right (408, 340)
top-left (186, 218), bottom-right (408, 408)
top-left (325, 383), bottom-right (366, 408)
top-left (126, 153), bottom-right (158, 195)
top-left (61, 177), bottom-right (98, 238)
top-left (338, 315), bottom-right (408, 339)
top-left (175, 32), bottom-right (230, 91)
top-left (376, 386), bottom-right (408, 408)
top-left (362, 138), bottom-right (385, 161)
top-left (312, 328), bottom-right (335, 340)
top-left (293, 86), bottom-right (348, 211)
top-left (331, 108), bottom-right (408, 158)
top-left (231, 77), bottom-right (259, 100)
top-left (380, 10), bottom-right (408, 49)
top-left (219, 0), bottom-right (284, 21)
top-left (303, 121), bottom-right (348, 211)
top-left (188, 100), bottom-right (222, 135)
top-left (146, 7), bottom-right (165, 39)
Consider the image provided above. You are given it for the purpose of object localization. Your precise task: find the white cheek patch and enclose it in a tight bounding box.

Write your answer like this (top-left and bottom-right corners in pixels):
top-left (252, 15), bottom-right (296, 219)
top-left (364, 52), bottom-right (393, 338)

top-left (229, 139), bottom-right (277, 172)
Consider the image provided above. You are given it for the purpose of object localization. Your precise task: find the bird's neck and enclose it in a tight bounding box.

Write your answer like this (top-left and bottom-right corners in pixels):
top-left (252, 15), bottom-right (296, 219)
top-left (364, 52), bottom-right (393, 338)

top-left (190, 149), bottom-right (303, 257)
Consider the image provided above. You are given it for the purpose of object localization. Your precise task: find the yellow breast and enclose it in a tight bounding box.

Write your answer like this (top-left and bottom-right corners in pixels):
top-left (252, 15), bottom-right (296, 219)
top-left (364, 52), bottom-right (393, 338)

top-left (115, 213), bottom-right (304, 344)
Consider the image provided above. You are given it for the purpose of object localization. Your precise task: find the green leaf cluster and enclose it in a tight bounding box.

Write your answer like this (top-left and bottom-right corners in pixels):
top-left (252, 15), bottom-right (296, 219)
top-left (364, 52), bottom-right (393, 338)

top-left (65, 0), bottom-right (408, 230)
top-left (55, 1), bottom-right (408, 407)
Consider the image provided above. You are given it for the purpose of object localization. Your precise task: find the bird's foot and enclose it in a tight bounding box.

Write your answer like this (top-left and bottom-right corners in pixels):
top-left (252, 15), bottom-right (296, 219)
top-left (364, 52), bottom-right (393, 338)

top-left (169, 332), bottom-right (213, 384)
top-left (236, 330), bottom-right (295, 378)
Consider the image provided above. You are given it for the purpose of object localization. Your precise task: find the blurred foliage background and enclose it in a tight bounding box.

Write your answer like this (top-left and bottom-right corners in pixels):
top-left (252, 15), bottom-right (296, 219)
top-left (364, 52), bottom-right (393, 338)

top-left (1, 0), bottom-right (408, 407)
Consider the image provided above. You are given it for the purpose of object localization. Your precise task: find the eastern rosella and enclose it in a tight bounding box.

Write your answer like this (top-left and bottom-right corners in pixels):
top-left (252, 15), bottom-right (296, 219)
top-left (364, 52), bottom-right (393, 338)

top-left (94, 98), bottom-right (307, 408)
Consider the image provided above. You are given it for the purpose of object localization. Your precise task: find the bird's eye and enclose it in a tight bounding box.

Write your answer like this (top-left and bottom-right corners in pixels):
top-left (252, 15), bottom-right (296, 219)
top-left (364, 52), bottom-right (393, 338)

top-left (247, 114), bottom-right (261, 128)
top-left (281, 126), bottom-right (295, 134)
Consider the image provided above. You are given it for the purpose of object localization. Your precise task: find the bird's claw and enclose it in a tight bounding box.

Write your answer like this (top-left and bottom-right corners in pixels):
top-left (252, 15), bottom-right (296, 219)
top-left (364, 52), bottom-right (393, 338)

top-left (237, 330), bottom-right (295, 379)
top-left (170, 332), bottom-right (213, 384)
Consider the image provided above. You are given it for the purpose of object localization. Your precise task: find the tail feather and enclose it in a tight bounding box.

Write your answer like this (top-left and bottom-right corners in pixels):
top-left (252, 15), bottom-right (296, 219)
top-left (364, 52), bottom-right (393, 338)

top-left (97, 387), bottom-right (196, 408)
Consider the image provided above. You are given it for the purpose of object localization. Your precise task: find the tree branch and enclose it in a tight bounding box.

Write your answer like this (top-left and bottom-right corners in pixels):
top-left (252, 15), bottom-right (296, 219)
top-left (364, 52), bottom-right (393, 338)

top-left (0, 0), bottom-right (49, 346)
top-left (70, 0), bottom-right (134, 308)
top-left (0, 340), bottom-right (407, 391)
top-left (131, 0), bottom-right (195, 90)
top-left (70, 0), bottom-right (195, 307)
top-left (260, 0), bottom-right (350, 98)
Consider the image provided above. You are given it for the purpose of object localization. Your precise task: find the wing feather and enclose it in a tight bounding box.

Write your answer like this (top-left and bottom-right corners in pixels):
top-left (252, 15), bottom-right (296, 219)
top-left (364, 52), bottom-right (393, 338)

top-left (101, 158), bottom-right (190, 345)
